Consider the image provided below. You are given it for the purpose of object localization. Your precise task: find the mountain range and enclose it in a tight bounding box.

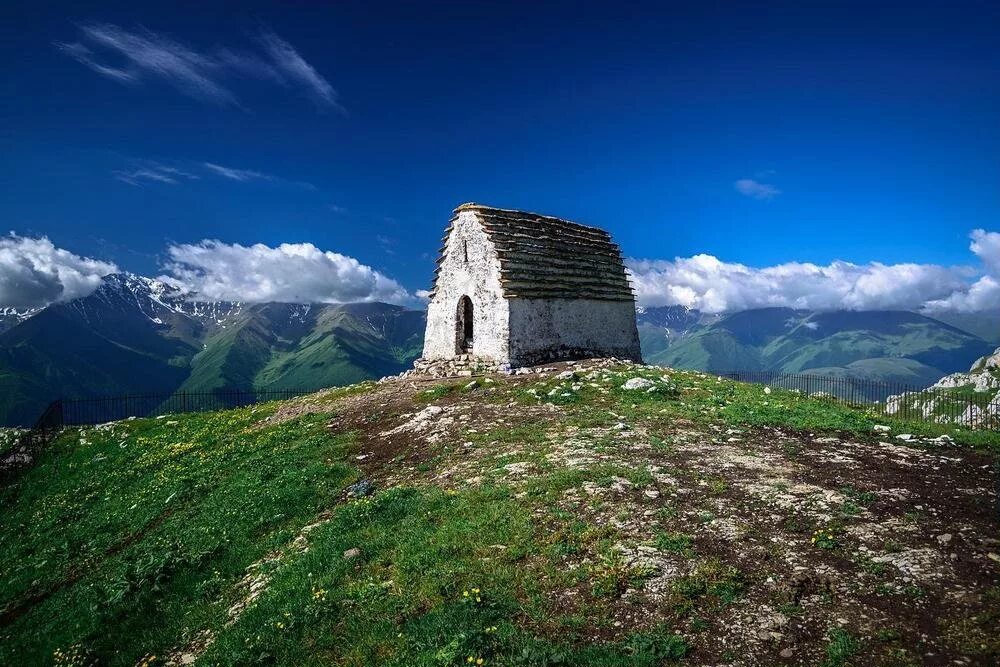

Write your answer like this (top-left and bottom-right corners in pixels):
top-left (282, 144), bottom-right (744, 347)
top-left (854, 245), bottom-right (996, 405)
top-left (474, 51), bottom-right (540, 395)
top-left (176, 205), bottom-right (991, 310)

top-left (1, 275), bottom-right (995, 426)
top-left (0, 274), bottom-right (425, 426)
top-left (637, 305), bottom-right (996, 387)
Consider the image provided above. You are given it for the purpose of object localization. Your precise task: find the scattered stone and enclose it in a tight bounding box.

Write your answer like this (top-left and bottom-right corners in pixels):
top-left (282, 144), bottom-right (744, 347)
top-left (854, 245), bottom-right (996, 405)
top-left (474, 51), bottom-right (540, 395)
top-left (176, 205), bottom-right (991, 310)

top-left (343, 547), bottom-right (361, 560)
top-left (502, 461), bottom-right (534, 475)
top-left (464, 380), bottom-right (479, 390)
top-left (873, 425), bottom-right (892, 433)
top-left (345, 480), bottom-right (375, 498)
top-left (622, 377), bottom-right (655, 391)
top-left (937, 533), bottom-right (953, 545)
top-left (779, 648), bottom-right (795, 658)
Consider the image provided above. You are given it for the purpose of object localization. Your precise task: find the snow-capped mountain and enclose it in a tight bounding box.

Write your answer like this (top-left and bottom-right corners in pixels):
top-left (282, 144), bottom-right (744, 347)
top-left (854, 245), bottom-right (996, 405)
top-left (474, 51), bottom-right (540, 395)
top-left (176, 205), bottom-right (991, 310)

top-left (0, 272), bottom-right (425, 426)
top-left (81, 272), bottom-right (245, 328)
top-left (636, 305), bottom-right (719, 335)
top-left (0, 307), bottom-right (39, 334)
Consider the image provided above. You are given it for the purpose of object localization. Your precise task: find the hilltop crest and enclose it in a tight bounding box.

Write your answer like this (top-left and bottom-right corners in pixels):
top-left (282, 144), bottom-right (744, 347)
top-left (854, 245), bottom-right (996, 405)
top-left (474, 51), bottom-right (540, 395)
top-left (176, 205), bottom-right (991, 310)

top-left (3, 361), bottom-right (997, 664)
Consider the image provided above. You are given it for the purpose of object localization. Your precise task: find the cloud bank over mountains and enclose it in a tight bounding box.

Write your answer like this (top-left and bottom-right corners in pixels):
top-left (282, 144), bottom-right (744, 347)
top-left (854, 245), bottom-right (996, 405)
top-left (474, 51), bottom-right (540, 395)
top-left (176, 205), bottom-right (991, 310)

top-left (0, 234), bottom-right (118, 309)
top-left (628, 229), bottom-right (1000, 314)
top-left (160, 240), bottom-right (411, 305)
top-left (1, 230), bottom-right (997, 315)
top-left (0, 235), bottom-right (410, 309)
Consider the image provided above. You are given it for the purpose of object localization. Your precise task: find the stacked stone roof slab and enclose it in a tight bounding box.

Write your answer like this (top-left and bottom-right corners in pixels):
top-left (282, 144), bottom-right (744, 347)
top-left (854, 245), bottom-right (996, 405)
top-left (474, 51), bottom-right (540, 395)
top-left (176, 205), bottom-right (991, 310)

top-left (430, 203), bottom-right (635, 301)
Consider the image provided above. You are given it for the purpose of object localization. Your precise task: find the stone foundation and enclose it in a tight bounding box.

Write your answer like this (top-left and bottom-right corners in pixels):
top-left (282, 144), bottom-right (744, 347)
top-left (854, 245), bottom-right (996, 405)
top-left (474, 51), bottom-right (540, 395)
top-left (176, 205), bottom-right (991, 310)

top-left (397, 355), bottom-right (509, 379)
top-left (385, 355), bottom-right (641, 381)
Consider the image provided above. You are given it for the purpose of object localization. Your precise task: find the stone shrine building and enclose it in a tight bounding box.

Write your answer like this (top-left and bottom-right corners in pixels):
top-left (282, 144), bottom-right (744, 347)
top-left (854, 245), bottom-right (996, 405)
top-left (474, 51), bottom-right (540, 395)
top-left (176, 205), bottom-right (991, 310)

top-left (420, 203), bottom-right (641, 368)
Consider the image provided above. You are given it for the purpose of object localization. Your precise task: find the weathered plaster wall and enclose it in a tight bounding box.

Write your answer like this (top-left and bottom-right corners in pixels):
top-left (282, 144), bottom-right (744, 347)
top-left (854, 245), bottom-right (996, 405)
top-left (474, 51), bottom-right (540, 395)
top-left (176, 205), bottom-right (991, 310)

top-left (422, 211), bottom-right (510, 362)
top-left (507, 298), bottom-right (642, 366)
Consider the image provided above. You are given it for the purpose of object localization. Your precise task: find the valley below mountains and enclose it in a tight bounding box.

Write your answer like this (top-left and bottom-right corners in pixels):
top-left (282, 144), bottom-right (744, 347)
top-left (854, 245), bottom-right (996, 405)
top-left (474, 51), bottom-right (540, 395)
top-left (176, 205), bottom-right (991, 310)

top-left (0, 277), bottom-right (995, 426)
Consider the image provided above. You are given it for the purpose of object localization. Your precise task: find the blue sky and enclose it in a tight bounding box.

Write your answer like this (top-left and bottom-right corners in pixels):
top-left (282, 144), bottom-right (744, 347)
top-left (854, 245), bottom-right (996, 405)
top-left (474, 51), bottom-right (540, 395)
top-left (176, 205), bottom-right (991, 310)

top-left (1, 0), bottom-right (999, 312)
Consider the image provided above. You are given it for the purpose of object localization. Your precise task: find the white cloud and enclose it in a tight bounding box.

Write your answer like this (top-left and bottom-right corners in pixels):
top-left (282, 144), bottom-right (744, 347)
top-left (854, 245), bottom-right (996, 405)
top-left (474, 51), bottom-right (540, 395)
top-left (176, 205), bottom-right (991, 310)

top-left (923, 229), bottom-right (1000, 313)
top-left (970, 228), bottom-right (1000, 276)
top-left (203, 162), bottom-right (271, 182)
top-left (56, 24), bottom-right (341, 110)
top-left (628, 254), bottom-right (973, 314)
top-left (0, 234), bottom-right (117, 309)
top-left (923, 275), bottom-right (1000, 313)
top-left (161, 240), bottom-right (412, 305)
top-left (735, 178), bottom-right (781, 200)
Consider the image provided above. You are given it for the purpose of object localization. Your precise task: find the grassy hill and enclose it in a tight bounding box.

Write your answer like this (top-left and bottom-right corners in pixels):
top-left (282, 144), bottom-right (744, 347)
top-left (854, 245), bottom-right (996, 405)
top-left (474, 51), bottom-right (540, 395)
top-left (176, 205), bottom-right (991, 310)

top-left (2, 364), bottom-right (998, 665)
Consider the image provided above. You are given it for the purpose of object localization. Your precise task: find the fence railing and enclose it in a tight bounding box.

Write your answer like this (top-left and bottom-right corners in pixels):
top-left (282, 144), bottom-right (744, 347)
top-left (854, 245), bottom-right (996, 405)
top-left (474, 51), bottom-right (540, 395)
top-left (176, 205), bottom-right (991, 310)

top-left (721, 370), bottom-right (998, 430)
top-left (0, 388), bottom-right (316, 487)
top-left (58, 388), bottom-right (310, 426)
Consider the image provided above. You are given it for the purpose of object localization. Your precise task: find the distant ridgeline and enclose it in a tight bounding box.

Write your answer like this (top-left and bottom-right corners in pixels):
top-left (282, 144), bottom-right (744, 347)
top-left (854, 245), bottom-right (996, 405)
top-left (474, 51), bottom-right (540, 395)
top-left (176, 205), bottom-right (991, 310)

top-left (636, 306), bottom-right (997, 389)
top-left (1, 275), bottom-right (996, 426)
top-left (0, 273), bottom-right (425, 426)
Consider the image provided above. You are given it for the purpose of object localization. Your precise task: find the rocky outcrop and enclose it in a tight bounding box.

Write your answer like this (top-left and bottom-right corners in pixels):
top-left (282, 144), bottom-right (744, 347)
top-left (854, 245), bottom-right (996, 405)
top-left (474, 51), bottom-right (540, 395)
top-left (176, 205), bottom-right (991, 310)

top-left (888, 346), bottom-right (1000, 428)
top-left (933, 347), bottom-right (1000, 392)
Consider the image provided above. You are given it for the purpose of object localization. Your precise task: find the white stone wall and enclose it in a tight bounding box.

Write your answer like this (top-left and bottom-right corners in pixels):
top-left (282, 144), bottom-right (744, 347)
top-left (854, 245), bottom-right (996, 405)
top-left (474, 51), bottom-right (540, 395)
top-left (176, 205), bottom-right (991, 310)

top-left (507, 298), bottom-right (642, 366)
top-left (422, 211), bottom-right (510, 362)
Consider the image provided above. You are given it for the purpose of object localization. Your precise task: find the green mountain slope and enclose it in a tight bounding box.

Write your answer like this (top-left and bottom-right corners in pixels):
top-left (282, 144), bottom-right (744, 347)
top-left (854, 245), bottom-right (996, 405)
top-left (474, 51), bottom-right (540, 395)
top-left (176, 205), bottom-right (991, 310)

top-left (927, 311), bottom-right (1000, 344)
top-left (0, 281), bottom-right (199, 426)
top-left (643, 308), bottom-right (994, 387)
top-left (182, 302), bottom-right (425, 393)
top-left (0, 274), bottom-right (426, 426)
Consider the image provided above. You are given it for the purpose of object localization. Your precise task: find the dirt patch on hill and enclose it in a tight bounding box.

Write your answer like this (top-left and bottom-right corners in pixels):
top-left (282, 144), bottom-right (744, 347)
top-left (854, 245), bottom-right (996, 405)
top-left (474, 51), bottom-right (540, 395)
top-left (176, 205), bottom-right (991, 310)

top-left (251, 361), bottom-right (1000, 665)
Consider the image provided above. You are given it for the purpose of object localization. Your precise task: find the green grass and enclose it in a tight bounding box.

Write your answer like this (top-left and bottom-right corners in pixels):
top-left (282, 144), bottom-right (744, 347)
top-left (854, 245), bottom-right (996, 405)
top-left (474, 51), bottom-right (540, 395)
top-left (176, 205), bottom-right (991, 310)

top-left (821, 628), bottom-right (861, 667)
top-left (0, 404), bottom-right (358, 665)
top-left (654, 531), bottom-right (694, 556)
top-left (0, 398), bottom-right (693, 666)
top-left (2, 365), bottom-right (998, 665)
top-left (540, 366), bottom-right (999, 452)
top-left (713, 379), bottom-right (1000, 451)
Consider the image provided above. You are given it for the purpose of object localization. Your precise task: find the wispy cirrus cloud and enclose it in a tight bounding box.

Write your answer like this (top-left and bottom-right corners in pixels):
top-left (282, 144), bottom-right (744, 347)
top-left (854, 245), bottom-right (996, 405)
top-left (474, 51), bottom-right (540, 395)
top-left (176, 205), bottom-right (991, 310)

top-left (56, 24), bottom-right (342, 111)
top-left (258, 30), bottom-right (343, 112)
top-left (202, 162), bottom-right (317, 190)
top-left (203, 162), bottom-right (271, 182)
top-left (734, 178), bottom-right (781, 200)
top-left (114, 162), bottom-right (199, 186)
top-left (111, 159), bottom-right (314, 190)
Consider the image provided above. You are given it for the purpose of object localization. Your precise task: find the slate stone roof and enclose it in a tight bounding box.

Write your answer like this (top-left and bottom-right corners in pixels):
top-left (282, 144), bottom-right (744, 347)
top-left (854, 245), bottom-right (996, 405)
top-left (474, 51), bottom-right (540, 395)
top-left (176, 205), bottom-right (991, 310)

top-left (431, 203), bottom-right (635, 301)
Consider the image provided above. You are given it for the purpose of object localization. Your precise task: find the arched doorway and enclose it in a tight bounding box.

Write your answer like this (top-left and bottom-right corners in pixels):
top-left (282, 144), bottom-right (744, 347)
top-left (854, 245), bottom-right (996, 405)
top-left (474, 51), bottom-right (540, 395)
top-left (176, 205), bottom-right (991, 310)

top-left (456, 296), bottom-right (474, 354)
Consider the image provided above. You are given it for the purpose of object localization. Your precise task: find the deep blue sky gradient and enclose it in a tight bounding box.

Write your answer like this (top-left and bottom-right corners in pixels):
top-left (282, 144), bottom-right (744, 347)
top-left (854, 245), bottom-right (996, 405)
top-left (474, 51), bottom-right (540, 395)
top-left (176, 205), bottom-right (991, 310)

top-left (2, 0), bottom-right (998, 293)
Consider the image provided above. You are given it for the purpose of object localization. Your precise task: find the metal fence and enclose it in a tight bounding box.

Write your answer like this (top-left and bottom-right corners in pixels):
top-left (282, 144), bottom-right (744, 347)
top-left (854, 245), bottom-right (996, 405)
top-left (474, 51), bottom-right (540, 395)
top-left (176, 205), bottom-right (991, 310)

top-left (58, 388), bottom-right (310, 426)
top-left (721, 370), bottom-right (998, 430)
top-left (0, 388), bottom-right (315, 487)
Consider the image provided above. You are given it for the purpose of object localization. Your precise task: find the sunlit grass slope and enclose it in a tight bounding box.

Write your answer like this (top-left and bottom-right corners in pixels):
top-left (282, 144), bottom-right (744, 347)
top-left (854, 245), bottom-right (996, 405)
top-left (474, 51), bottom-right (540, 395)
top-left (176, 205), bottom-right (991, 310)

top-left (1, 366), bottom-right (997, 665)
